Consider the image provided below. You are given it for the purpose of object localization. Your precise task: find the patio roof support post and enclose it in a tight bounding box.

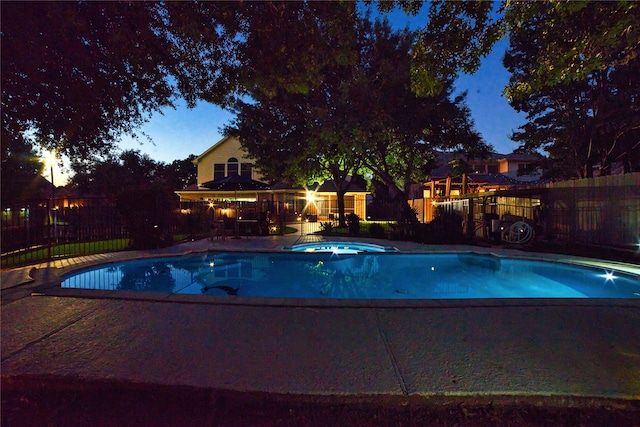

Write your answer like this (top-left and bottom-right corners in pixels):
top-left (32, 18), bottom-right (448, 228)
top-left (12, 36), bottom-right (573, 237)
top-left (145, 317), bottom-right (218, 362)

top-left (462, 173), bottom-right (467, 195)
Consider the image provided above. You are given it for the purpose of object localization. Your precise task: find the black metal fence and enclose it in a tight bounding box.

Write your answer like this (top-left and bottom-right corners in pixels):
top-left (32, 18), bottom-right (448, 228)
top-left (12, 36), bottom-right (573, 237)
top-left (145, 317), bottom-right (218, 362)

top-left (1, 197), bottom-right (128, 268)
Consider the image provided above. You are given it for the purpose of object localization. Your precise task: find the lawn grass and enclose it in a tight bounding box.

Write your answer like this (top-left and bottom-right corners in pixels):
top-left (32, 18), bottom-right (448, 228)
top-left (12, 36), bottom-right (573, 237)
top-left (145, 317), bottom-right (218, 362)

top-left (1, 238), bottom-right (131, 269)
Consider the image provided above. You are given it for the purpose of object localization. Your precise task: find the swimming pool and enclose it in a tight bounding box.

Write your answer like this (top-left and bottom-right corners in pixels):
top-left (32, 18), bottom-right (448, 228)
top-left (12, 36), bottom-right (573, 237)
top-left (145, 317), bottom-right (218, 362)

top-left (61, 249), bottom-right (640, 300)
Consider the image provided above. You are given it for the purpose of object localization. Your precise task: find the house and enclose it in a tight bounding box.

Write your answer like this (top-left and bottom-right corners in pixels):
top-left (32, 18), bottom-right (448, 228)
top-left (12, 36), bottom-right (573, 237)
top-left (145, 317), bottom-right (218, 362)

top-left (421, 151), bottom-right (544, 199)
top-left (175, 136), bottom-right (369, 222)
top-left (407, 151), bottom-right (546, 226)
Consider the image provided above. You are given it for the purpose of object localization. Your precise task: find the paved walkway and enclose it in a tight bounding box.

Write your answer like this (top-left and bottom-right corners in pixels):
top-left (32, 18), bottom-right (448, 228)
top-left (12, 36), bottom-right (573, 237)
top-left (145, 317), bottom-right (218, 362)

top-left (2, 232), bottom-right (640, 413)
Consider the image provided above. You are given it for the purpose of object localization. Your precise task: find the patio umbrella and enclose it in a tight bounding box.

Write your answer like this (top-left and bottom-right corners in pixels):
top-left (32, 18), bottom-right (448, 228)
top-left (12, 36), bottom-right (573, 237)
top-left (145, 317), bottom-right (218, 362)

top-left (201, 175), bottom-right (270, 237)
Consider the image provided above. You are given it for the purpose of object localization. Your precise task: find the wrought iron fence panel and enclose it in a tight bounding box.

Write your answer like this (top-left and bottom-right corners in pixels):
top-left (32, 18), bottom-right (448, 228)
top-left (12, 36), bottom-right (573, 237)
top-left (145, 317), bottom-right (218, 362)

top-left (1, 197), bottom-right (129, 268)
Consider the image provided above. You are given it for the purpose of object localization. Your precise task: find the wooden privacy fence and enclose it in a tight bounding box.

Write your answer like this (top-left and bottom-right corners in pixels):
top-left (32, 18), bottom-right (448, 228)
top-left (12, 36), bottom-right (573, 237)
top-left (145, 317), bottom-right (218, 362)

top-left (418, 173), bottom-right (639, 248)
top-left (544, 173), bottom-right (640, 248)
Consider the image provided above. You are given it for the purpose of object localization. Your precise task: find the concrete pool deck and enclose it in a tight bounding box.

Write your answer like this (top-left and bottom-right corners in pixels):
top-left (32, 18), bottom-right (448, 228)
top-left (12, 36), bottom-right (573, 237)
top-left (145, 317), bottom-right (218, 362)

top-left (2, 232), bottom-right (640, 417)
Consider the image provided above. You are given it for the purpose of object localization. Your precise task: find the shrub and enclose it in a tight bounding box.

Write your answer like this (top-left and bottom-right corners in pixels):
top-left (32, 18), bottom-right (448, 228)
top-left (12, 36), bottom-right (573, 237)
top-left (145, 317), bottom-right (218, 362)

top-left (346, 213), bottom-right (360, 236)
top-left (319, 221), bottom-right (334, 234)
top-left (422, 210), bottom-right (464, 244)
top-left (368, 223), bottom-right (386, 239)
top-left (116, 184), bottom-right (176, 249)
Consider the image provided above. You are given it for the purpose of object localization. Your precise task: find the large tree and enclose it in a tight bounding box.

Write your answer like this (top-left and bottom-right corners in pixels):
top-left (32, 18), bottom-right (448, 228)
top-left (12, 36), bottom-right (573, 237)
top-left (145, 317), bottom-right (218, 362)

top-left (68, 150), bottom-right (195, 248)
top-left (348, 19), bottom-right (487, 201)
top-left (1, 1), bottom-right (356, 159)
top-left (226, 4), bottom-right (361, 225)
top-left (503, 1), bottom-right (640, 178)
top-left (1, 2), bottom-right (176, 159)
top-left (228, 15), bottom-right (485, 224)
top-left (69, 150), bottom-right (164, 198)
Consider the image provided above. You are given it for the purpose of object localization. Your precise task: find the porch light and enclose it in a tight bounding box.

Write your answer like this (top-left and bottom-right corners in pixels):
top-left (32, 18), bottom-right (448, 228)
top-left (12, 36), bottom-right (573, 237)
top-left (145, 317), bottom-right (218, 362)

top-left (306, 191), bottom-right (315, 203)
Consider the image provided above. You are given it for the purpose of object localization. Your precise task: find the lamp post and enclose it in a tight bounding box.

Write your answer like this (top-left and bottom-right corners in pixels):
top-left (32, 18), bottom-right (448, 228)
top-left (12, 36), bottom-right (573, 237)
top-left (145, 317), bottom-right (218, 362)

top-left (51, 164), bottom-right (58, 244)
top-left (47, 165), bottom-right (53, 260)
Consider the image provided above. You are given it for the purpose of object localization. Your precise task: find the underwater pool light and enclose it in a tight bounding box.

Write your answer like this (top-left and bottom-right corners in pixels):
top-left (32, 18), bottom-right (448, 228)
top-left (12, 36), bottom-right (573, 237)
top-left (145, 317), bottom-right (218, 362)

top-left (600, 271), bottom-right (618, 282)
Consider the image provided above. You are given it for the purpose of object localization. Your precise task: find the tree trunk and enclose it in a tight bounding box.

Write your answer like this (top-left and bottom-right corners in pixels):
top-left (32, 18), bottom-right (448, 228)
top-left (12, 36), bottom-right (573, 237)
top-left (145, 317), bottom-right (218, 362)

top-left (336, 188), bottom-right (347, 227)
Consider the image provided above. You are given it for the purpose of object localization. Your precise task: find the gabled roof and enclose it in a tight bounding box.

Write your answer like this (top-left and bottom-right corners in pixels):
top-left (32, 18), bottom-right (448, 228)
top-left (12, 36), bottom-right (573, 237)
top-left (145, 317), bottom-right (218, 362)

top-left (466, 173), bottom-right (534, 186)
top-left (429, 150), bottom-right (543, 179)
top-left (310, 179), bottom-right (368, 193)
top-left (269, 179), bottom-right (369, 193)
top-left (497, 152), bottom-right (544, 162)
top-left (194, 135), bottom-right (237, 164)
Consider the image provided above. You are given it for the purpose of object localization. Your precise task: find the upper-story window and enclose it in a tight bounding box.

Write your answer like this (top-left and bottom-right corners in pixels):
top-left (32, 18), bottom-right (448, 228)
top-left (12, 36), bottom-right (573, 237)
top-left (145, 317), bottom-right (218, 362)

top-left (487, 165), bottom-right (499, 174)
top-left (471, 164), bottom-right (486, 173)
top-left (517, 162), bottom-right (532, 174)
top-left (213, 157), bottom-right (253, 180)
top-left (241, 163), bottom-right (252, 178)
top-left (214, 163), bottom-right (225, 180)
top-left (227, 157), bottom-right (239, 176)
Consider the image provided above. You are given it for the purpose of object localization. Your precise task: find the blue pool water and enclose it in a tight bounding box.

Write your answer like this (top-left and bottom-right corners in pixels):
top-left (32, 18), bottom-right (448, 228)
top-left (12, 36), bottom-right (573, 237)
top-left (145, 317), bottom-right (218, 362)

top-left (61, 250), bottom-right (640, 299)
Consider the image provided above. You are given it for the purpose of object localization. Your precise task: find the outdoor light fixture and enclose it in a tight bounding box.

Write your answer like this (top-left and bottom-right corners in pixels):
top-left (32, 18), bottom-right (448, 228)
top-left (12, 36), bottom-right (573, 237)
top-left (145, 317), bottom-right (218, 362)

top-left (306, 191), bottom-right (315, 203)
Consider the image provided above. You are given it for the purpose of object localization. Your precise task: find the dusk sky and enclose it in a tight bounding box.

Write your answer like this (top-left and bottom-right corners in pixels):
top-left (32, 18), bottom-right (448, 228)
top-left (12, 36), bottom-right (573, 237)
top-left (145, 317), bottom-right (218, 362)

top-left (119, 38), bottom-right (525, 164)
top-left (52, 5), bottom-right (527, 185)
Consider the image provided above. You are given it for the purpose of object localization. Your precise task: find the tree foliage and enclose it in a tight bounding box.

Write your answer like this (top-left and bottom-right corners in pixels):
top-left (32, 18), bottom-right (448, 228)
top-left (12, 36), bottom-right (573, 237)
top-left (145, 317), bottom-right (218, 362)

top-left (68, 150), bottom-right (196, 248)
top-left (1, 1), bottom-right (177, 159)
top-left (228, 14), bottom-right (485, 224)
top-left (349, 19), bottom-right (488, 199)
top-left (69, 150), bottom-right (194, 199)
top-left (373, 0), bottom-right (503, 96)
top-left (503, 1), bottom-right (640, 178)
top-left (0, 137), bottom-right (45, 207)
top-left (1, 1), bottom-right (358, 159)
top-left (225, 4), bottom-right (360, 225)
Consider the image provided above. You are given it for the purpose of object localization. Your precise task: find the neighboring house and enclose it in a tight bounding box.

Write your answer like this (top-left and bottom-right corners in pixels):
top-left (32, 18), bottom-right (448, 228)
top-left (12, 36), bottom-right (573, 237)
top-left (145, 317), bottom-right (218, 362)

top-left (175, 136), bottom-right (369, 221)
top-left (422, 151), bottom-right (544, 198)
